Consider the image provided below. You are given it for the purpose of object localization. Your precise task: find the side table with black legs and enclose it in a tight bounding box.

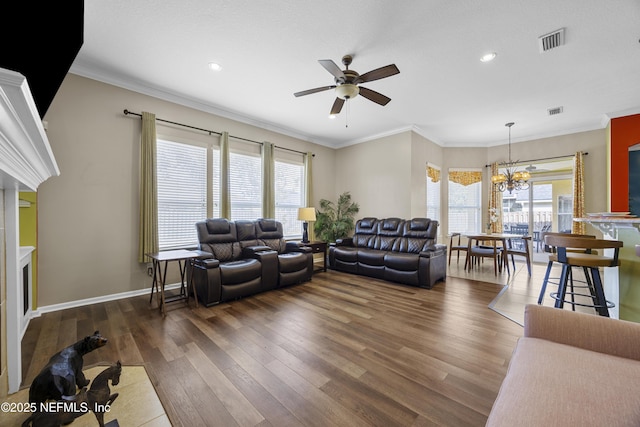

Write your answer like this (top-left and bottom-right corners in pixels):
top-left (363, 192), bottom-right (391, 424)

top-left (299, 241), bottom-right (327, 273)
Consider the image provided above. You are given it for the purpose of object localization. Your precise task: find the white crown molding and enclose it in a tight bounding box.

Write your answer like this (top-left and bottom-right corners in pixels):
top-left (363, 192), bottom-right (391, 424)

top-left (69, 61), bottom-right (340, 149)
top-left (0, 68), bottom-right (60, 191)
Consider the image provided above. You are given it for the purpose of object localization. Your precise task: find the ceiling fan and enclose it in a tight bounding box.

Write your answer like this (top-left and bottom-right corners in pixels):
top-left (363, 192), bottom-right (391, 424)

top-left (525, 164), bottom-right (549, 173)
top-left (294, 55), bottom-right (400, 115)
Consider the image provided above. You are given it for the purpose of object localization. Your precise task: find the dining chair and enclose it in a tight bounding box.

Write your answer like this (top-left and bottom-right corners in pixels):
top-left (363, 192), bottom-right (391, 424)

top-left (544, 234), bottom-right (621, 316)
top-left (505, 235), bottom-right (532, 276)
top-left (538, 232), bottom-right (596, 305)
top-left (448, 233), bottom-right (468, 266)
top-left (467, 238), bottom-right (504, 276)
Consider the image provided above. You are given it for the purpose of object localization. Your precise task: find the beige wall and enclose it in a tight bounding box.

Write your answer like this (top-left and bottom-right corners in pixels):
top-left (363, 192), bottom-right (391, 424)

top-left (333, 128), bottom-right (607, 243)
top-left (335, 132), bottom-right (413, 218)
top-left (485, 129), bottom-right (608, 234)
top-left (38, 74), bottom-right (335, 307)
top-left (37, 73), bottom-right (609, 308)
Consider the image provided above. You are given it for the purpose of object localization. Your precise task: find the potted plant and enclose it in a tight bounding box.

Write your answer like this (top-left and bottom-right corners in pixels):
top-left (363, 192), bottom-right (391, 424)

top-left (314, 192), bottom-right (360, 242)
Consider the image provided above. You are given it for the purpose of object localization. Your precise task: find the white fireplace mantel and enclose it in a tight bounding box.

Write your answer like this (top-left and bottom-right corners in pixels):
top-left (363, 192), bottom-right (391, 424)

top-left (1, 67), bottom-right (60, 394)
top-left (0, 68), bottom-right (60, 191)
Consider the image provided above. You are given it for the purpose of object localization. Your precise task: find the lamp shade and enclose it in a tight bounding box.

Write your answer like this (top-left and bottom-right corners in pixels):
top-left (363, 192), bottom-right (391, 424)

top-left (297, 207), bottom-right (316, 221)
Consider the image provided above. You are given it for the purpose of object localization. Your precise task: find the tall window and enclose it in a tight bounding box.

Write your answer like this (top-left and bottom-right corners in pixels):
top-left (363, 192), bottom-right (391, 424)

top-left (156, 136), bottom-right (306, 249)
top-left (229, 150), bottom-right (262, 220)
top-left (448, 169), bottom-right (482, 233)
top-left (157, 139), bottom-right (207, 249)
top-left (426, 164), bottom-right (441, 223)
top-left (275, 152), bottom-right (305, 238)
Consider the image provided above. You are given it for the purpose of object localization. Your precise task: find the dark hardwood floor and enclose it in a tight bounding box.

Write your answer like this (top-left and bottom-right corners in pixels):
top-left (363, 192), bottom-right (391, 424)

top-left (21, 270), bottom-right (523, 426)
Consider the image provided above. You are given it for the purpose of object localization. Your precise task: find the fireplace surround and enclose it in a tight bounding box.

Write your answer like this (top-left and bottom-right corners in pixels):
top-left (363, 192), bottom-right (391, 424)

top-left (0, 68), bottom-right (60, 395)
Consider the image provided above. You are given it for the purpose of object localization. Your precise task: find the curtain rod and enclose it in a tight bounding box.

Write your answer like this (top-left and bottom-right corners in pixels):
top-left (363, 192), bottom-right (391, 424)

top-left (484, 152), bottom-right (588, 168)
top-left (123, 109), bottom-right (313, 157)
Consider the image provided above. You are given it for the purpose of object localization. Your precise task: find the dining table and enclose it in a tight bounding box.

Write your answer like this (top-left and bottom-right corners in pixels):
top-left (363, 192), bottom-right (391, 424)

top-left (463, 233), bottom-right (522, 275)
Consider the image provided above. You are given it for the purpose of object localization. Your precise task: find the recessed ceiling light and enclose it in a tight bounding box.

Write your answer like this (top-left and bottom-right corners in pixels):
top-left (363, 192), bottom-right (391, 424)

top-left (480, 52), bottom-right (497, 62)
top-left (208, 62), bottom-right (222, 71)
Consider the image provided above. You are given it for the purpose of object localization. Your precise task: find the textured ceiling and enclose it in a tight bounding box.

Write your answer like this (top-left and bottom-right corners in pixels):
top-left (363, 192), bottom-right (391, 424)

top-left (71, 0), bottom-right (640, 148)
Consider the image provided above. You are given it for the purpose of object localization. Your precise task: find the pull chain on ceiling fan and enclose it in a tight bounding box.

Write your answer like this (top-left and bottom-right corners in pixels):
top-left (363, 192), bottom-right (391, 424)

top-left (294, 54), bottom-right (400, 117)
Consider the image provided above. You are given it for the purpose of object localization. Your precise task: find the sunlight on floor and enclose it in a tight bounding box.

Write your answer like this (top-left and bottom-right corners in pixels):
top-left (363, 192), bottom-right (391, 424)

top-left (448, 257), bottom-right (595, 325)
top-left (1, 366), bottom-right (170, 427)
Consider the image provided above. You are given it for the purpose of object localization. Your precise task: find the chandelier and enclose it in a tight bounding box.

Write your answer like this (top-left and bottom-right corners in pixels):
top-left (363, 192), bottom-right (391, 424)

top-left (491, 122), bottom-right (530, 194)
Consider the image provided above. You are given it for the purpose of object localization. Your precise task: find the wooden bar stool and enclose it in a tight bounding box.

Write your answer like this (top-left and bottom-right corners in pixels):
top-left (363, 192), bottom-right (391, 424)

top-left (537, 232), bottom-right (596, 305)
top-left (544, 235), bottom-right (622, 317)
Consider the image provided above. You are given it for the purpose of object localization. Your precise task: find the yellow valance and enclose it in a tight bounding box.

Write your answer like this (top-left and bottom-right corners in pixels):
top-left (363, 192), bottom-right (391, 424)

top-left (427, 165), bottom-right (441, 183)
top-left (448, 170), bottom-right (482, 186)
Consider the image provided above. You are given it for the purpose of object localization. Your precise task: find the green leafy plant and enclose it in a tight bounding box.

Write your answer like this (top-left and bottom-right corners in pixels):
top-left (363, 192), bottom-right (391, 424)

top-left (314, 192), bottom-right (360, 242)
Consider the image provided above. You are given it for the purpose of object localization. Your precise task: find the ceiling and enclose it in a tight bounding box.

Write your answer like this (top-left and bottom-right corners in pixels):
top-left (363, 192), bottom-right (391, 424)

top-left (71, 0), bottom-right (640, 149)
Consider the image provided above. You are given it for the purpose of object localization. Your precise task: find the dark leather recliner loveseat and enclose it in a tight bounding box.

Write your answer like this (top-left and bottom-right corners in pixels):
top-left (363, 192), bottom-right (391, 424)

top-left (329, 217), bottom-right (447, 289)
top-left (193, 218), bottom-right (313, 306)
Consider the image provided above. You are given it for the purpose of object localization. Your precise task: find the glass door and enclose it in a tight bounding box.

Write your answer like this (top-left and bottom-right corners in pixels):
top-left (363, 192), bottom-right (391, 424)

top-left (500, 158), bottom-right (574, 262)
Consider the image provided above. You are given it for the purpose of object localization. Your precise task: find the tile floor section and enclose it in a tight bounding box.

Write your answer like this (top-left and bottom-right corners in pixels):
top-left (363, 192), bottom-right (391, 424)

top-left (1, 365), bottom-right (170, 427)
top-left (448, 255), bottom-right (596, 325)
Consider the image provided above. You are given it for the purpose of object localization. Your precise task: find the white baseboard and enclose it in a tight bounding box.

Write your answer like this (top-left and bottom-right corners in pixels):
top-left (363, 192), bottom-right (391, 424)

top-left (32, 282), bottom-right (183, 317)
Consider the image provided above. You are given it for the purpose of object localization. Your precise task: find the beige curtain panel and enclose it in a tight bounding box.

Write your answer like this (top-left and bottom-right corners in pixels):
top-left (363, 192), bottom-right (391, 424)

top-left (220, 131), bottom-right (231, 219)
top-left (305, 152), bottom-right (316, 242)
top-left (262, 141), bottom-right (275, 218)
top-left (449, 170), bottom-right (482, 186)
top-left (138, 111), bottom-right (159, 263)
top-left (572, 151), bottom-right (586, 234)
top-left (489, 162), bottom-right (503, 233)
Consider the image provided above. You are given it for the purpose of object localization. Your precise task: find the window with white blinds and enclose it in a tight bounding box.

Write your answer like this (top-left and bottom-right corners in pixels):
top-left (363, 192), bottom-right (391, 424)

top-left (275, 157), bottom-right (305, 238)
top-left (426, 166), bottom-right (441, 224)
top-left (447, 174), bottom-right (482, 234)
top-left (157, 139), bottom-right (207, 249)
top-left (229, 151), bottom-right (262, 220)
top-left (156, 136), bottom-right (306, 248)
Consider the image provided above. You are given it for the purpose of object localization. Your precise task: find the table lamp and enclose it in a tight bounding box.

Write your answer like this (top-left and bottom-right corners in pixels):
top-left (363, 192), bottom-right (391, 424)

top-left (297, 207), bottom-right (316, 243)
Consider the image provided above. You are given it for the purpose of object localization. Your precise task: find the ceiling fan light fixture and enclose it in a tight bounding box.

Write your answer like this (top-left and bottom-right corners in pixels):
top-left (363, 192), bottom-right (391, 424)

top-left (335, 84), bottom-right (359, 100)
top-left (480, 52), bottom-right (497, 62)
top-left (208, 62), bottom-right (222, 71)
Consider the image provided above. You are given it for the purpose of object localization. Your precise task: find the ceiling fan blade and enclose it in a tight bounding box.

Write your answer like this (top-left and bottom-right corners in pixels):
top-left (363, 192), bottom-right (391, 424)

top-left (359, 86), bottom-right (391, 106)
top-left (319, 59), bottom-right (345, 82)
top-left (357, 64), bottom-right (400, 83)
top-left (330, 98), bottom-right (345, 115)
top-left (294, 85), bottom-right (336, 97)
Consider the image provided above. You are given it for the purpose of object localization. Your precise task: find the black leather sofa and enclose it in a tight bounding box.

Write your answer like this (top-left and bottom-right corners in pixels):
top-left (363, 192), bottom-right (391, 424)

top-left (193, 218), bottom-right (313, 306)
top-left (328, 217), bottom-right (447, 289)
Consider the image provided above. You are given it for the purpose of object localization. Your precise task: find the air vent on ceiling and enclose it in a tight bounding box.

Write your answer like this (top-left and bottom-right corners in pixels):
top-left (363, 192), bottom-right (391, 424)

top-left (538, 28), bottom-right (565, 53)
top-left (548, 106), bottom-right (564, 116)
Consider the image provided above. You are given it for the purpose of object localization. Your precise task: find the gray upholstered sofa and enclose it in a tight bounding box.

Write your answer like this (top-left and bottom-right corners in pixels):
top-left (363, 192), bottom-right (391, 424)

top-left (193, 218), bottom-right (313, 306)
top-left (328, 217), bottom-right (447, 288)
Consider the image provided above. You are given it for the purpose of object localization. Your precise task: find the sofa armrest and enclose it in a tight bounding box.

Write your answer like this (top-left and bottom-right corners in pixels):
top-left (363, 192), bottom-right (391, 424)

top-left (335, 238), bottom-right (353, 247)
top-left (524, 304), bottom-right (640, 361)
top-left (419, 244), bottom-right (447, 258)
top-left (194, 258), bottom-right (220, 269)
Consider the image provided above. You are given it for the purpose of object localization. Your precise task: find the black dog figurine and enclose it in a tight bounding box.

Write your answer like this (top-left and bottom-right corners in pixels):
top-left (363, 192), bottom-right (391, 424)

top-left (29, 331), bottom-right (108, 404)
top-left (88, 361), bottom-right (122, 427)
